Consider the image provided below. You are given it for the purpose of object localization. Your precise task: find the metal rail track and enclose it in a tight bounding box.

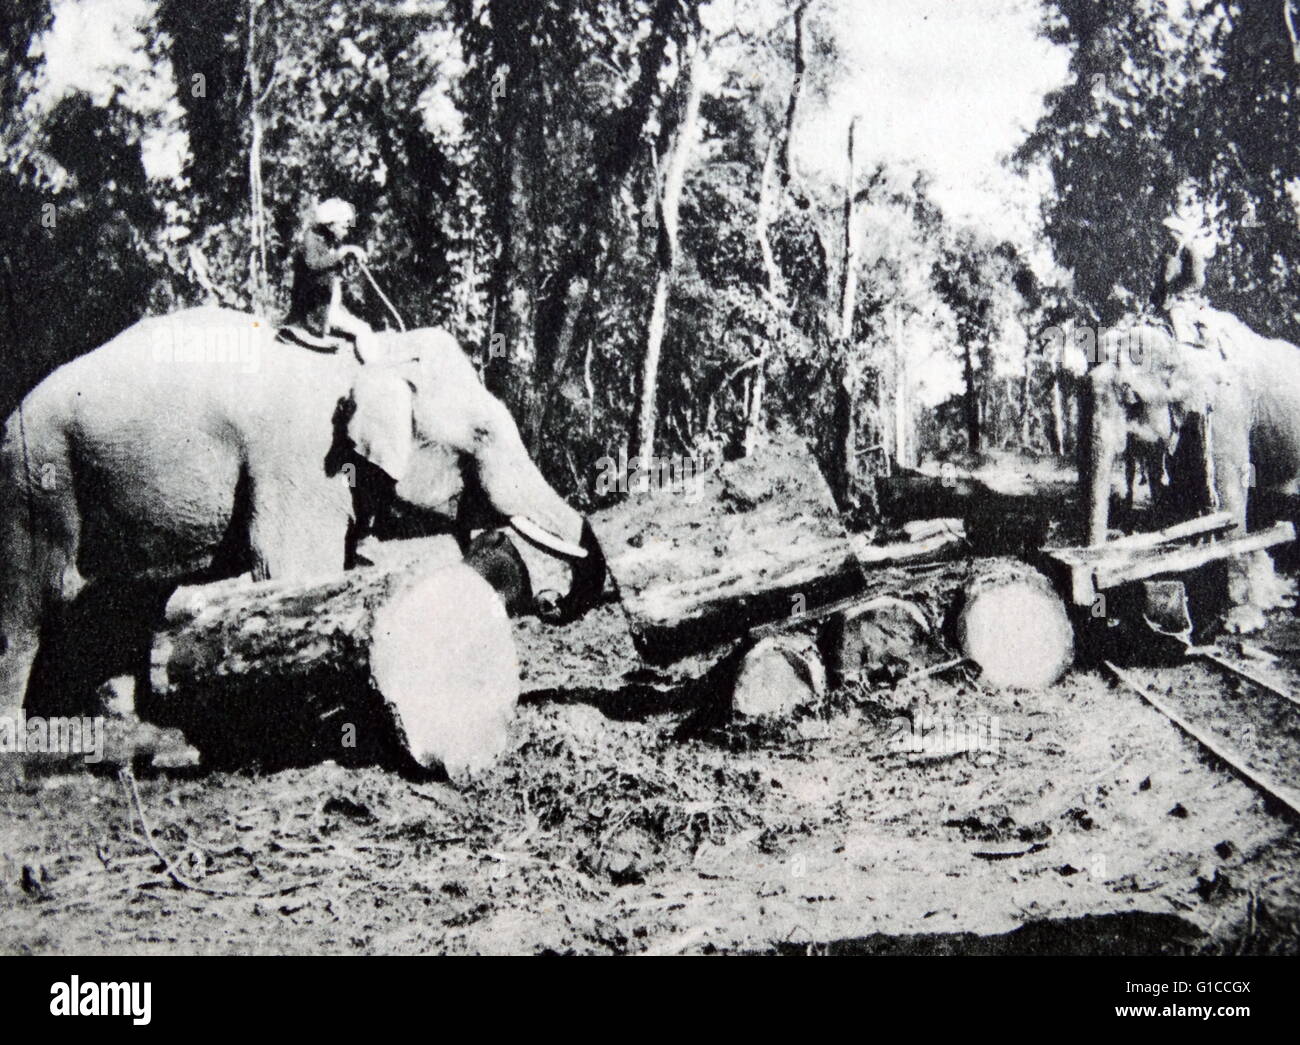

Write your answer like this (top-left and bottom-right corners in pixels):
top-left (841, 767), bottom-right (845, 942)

top-left (1103, 656), bottom-right (1300, 818)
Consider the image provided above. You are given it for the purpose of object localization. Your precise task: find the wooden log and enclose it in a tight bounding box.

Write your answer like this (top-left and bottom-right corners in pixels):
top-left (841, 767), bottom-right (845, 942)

top-left (1046, 518), bottom-right (1295, 607)
top-left (851, 530), bottom-right (964, 567)
top-left (144, 561), bottom-right (519, 781)
top-left (957, 559), bottom-right (1074, 690)
top-left (822, 596), bottom-right (934, 689)
top-left (590, 435), bottom-right (866, 663)
top-left (732, 633), bottom-right (826, 718)
top-left (354, 533), bottom-right (462, 571)
top-left (876, 471), bottom-right (1053, 555)
top-left (901, 517), bottom-right (965, 542)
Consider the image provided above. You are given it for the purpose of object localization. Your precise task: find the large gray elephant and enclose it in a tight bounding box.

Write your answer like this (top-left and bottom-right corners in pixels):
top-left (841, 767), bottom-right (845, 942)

top-left (0, 306), bottom-right (603, 719)
top-left (1084, 305), bottom-right (1300, 631)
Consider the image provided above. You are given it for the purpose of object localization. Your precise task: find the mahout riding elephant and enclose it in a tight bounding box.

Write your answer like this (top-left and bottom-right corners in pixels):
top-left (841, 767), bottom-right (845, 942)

top-left (1084, 305), bottom-right (1300, 632)
top-left (0, 306), bottom-right (604, 721)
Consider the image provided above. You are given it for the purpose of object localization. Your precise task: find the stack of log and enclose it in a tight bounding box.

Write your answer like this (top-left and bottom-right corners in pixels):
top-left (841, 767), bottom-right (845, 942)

top-left (137, 436), bottom-right (1082, 775)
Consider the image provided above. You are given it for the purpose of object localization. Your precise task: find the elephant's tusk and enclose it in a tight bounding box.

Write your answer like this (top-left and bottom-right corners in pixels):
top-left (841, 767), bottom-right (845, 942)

top-left (510, 516), bottom-right (588, 559)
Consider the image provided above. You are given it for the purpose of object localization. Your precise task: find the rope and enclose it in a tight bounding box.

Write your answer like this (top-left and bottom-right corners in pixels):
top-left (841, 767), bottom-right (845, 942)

top-left (356, 259), bottom-right (406, 333)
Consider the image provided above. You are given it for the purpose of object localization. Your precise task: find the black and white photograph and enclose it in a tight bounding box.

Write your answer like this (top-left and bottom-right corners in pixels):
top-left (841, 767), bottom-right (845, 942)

top-left (0, 0), bottom-right (1298, 984)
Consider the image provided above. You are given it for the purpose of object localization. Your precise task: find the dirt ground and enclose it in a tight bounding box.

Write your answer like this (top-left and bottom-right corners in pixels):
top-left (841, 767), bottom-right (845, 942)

top-left (3, 630), bottom-right (1299, 955)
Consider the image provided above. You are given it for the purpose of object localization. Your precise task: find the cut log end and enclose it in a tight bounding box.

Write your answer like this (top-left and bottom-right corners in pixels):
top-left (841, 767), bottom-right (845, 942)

top-left (958, 561), bottom-right (1074, 690)
top-left (370, 564), bottom-right (520, 781)
top-left (732, 633), bottom-right (826, 718)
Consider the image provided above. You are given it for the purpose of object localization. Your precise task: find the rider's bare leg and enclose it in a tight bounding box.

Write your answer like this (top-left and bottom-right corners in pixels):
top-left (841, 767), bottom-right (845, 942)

top-left (327, 301), bottom-right (380, 364)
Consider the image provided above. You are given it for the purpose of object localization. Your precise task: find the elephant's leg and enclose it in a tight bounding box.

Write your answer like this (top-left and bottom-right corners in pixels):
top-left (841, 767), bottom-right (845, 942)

top-left (0, 466), bottom-right (84, 779)
top-left (1123, 445), bottom-right (1138, 514)
top-left (0, 606), bottom-right (38, 783)
top-left (1214, 423), bottom-right (1275, 634)
top-left (1245, 549), bottom-right (1296, 610)
top-left (0, 506), bottom-right (43, 718)
top-left (0, 593), bottom-right (40, 718)
top-left (247, 471), bottom-right (351, 581)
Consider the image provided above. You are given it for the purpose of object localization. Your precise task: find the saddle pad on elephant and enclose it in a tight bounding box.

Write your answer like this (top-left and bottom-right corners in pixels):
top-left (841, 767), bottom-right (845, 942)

top-left (275, 324), bottom-right (352, 353)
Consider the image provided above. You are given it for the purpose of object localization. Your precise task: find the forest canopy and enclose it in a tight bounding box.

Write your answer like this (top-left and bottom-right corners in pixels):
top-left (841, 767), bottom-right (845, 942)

top-left (2, 0), bottom-right (1298, 519)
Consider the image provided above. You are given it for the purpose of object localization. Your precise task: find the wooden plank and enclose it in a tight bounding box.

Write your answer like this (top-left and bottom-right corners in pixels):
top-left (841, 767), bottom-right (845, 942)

top-left (1093, 522), bottom-right (1295, 591)
top-left (1047, 512), bottom-right (1237, 564)
top-left (1047, 519), bottom-right (1295, 606)
top-left (901, 517), bottom-right (965, 541)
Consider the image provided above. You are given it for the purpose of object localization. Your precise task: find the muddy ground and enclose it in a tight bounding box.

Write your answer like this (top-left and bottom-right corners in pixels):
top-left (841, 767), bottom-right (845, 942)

top-left (3, 630), bottom-right (1299, 955)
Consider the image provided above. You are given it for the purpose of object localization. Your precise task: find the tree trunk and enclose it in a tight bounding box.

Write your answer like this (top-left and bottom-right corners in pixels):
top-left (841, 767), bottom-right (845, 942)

top-left (832, 118), bottom-right (868, 511)
top-left (962, 338), bottom-right (980, 452)
top-left (778, 1), bottom-right (811, 187)
top-left (633, 32), bottom-right (704, 472)
top-left (1019, 351), bottom-right (1034, 447)
top-left (747, 139), bottom-right (782, 457)
top-left (740, 2), bottom-right (809, 459)
top-left (893, 353), bottom-right (913, 470)
top-left (527, 276), bottom-right (586, 450)
top-left (245, 0), bottom-right (271, 313)
top-left (832, 355), bottom-right (858, 508)
top-left (533, 0), bottom-right (683, 409)
top-left (743, 365), bottom-right (767, 456)
top-left (1048, 367), bottom-right (1066, 455)
top-left (838, 119), bottom-right (860, 344)
top-left (145, 561), bottom-right (519, 781)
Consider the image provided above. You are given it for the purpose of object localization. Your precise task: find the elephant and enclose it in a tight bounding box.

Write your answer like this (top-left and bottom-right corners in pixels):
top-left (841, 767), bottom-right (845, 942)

top-left (0, 306), bottom-right (605, 724)
top-left (1084, 305), bottom-right (1300, 631)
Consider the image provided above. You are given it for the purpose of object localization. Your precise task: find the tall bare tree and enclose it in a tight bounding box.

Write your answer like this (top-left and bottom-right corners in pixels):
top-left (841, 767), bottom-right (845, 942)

top-left (634, 32), bottom-right (706, 474)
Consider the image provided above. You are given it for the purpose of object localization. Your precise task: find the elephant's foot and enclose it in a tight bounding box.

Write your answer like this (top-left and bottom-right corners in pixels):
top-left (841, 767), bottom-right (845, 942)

top-left (0, 685), bottom-right (29, 787)
top-left (1247, 553), bottom-right (1296, 611)
top-left (1222, 552), bottom-right (1293, 634)
top-left (93, 675), bottom-right (200, 770)
top-left (0, 699), bottom-right (30, 786)
top-left (0, 750), bottom-right (25, 788)
top-left (102, 716), bottom-right (200, 771)
top-left (1222, 603), bottom-right (1269, 635)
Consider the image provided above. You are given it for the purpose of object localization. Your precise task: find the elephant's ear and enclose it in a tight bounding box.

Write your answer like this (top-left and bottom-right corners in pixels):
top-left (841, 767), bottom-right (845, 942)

top-left (348, 369), bottom-right (416, 482)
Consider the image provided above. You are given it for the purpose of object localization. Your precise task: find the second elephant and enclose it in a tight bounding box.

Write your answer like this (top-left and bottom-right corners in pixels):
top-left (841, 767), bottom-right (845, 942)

top-left (1084, 306), bottom-right (1300, 631)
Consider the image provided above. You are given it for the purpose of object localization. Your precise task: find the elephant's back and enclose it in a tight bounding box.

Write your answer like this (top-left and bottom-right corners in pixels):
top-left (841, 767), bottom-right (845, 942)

top-left (18, 307), bottom-right (354, 578)
top-left (29, 308), bottom-right (262, 407)
top-left (31, 307), bottom-right (352, 426)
